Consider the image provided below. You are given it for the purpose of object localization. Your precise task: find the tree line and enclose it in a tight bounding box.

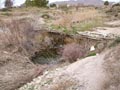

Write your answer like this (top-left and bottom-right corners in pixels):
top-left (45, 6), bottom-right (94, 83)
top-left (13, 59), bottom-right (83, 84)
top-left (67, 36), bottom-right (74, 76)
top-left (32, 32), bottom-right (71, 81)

top-left (4, 0), bottom-right (110, 9)
top-left (4, 0), bottom-right (49, 8)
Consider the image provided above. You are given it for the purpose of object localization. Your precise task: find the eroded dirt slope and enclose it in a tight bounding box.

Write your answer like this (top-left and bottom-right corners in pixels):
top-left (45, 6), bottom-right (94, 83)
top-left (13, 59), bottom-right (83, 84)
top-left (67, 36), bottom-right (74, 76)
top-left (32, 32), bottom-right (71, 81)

top-left (18, 44), bottom-right (120, 90)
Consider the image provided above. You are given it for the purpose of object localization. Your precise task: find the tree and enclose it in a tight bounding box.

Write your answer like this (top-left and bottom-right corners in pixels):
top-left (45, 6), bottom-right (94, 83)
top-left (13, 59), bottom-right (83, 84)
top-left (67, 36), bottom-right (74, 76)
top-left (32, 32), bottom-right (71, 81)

top-left (104, 1), bottom-right (109, 6)
top-left (25, 0), bottom-right (34, 7)
top-left (25, 0), bottom-right (49, 7)
top-left (50, 3), bottom-right (56, 7)
top-left (5, 0), bottom-right (13, 8)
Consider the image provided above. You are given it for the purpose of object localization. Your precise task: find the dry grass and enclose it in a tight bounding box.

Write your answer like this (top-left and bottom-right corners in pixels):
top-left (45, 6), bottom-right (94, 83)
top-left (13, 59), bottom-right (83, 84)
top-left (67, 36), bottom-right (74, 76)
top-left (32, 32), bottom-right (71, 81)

top-left (0, 50), bottom-right (47, 90)
top-left (0, 7), bottom-right (104, 34)
top-left (61, 43), bottom-right (86, 63)
top-left (53, 8), bottom-right (103, 29)
top-left (0, 19), bottom-right (40, 56)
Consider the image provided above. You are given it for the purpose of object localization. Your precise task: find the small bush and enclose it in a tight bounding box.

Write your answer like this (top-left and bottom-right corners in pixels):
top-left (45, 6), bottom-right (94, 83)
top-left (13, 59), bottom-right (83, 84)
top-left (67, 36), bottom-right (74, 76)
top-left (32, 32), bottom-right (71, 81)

top-left (50, 3), bottom-right (56, 8)
top-left (104, 1), bottom-right (109, 6)
top-left (61, 43), bottom-right (86, 63)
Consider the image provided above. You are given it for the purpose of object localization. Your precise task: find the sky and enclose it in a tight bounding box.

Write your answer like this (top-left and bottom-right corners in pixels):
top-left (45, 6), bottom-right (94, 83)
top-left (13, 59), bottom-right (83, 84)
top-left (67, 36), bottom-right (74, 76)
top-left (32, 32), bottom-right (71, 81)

top-left (0, 0), bottom-right (120, 8)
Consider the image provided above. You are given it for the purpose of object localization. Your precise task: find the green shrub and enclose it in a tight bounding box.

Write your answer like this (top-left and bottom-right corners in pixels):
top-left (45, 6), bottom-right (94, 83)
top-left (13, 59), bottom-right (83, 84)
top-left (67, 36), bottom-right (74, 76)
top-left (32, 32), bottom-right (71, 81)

top-left (50, 3), bottom-right (56, 7)
top-left (104, 1), bottom-right (109, 6)
top-left (25, 0), bottom-right (49, 7)
top-left (87, 53), bottom-right (96, 57)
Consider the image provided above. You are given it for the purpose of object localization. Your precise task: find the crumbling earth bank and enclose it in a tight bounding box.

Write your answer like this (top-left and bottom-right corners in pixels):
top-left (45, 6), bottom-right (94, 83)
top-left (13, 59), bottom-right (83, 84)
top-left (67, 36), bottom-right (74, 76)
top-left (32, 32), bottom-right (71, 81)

top-left (0, 51), bottom-right (46, 90)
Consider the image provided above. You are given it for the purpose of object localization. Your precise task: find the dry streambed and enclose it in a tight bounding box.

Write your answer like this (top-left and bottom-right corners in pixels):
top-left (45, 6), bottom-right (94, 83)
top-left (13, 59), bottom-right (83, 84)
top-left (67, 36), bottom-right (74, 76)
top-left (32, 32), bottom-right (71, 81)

top-left (18, 20), bottom-right (120, 90)
top-left (19, 44), bottom-right (120, 90)
top-left (0, 18), bottom-right (119, 90)
top-left (0, 28), bottom-right (112, 90)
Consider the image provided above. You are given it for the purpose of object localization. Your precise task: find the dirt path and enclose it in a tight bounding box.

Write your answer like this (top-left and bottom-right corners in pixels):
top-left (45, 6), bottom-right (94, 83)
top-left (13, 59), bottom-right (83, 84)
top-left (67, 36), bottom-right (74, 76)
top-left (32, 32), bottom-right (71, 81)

top-left (105, 20), bottom-right (120, 27)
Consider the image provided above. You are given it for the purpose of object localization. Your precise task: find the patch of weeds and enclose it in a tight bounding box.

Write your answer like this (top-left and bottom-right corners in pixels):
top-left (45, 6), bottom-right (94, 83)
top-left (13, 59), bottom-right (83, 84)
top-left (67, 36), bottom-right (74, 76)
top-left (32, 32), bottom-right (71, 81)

top-left (80, 20), bottom-right (102, 31)
top-left (1, 12), bottom-right (12, 16)
top-left (63, 27), bottom-right (70, 34)
top-left (50, 25), bottom-right (62, 30)
top-left (50, 25), bottom-right (70, 34)
top-left (72, 18), bottom-right (104, 32)
top-left (80, 22), bottom-right (94, 31)
top-left (71, 26), bottom-right (78, 34)
top-left (87, 52), bottom-right (96, 57)
top-left (0, 8), bottom-right (12, 12)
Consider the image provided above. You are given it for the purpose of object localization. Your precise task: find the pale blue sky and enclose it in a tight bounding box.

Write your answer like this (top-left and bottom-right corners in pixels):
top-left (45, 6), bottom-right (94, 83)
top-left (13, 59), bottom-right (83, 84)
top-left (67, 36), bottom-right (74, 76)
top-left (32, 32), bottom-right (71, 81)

top-left (0, 0), bottom-right (120, 8)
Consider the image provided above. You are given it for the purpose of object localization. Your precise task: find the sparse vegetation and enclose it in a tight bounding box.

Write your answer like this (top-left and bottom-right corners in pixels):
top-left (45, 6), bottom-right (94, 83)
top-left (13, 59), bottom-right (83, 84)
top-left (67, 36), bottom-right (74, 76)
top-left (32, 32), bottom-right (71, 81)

top-left (87, 52), bottom-right (96, 57)
top-left (0, 19), bottom-right (40, 56)
top-left (0, 12), bottom-right (12, 16)
top-left (61, 43), bottom-right (86, 63)
top-left (51, 8), bottom-right (104, 33)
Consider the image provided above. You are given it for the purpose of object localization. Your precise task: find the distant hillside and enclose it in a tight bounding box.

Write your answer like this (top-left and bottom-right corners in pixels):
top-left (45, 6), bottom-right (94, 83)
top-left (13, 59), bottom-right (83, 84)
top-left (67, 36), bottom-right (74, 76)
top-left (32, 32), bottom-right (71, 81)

top-left (51, 0), bottom-right (104, 6)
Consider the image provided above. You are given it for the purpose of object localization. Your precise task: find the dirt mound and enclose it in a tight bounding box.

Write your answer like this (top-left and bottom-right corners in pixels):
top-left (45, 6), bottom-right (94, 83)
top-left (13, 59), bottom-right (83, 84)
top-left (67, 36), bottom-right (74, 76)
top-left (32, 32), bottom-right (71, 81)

top-left (19, 44), bottom-right (120, 90)
top-left (0, 51), bottom-right (46, 90)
